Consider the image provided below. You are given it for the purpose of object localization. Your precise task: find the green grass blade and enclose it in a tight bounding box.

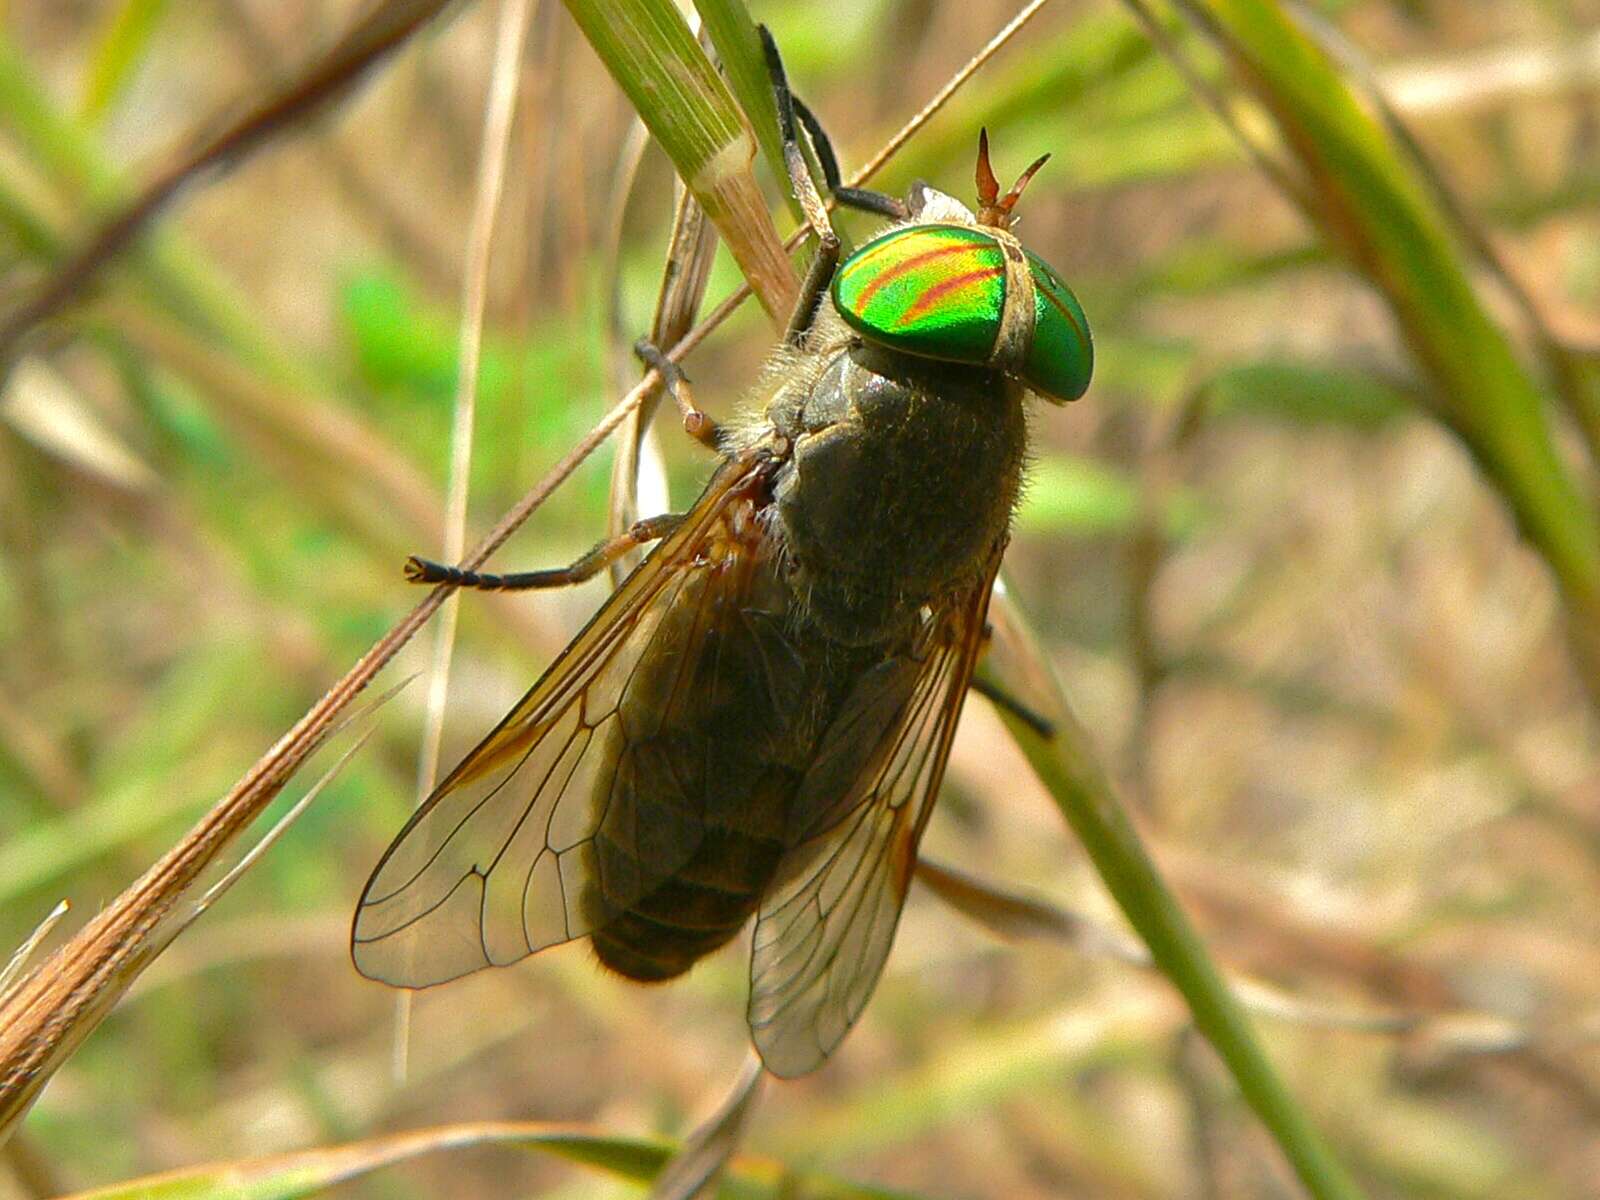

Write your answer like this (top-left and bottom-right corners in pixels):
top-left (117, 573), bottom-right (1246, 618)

top-left (693, 0), bottom-right (790, 203)
top-left (78, 0), bottom-right (172, 123)
top-left (562, 0), bottom-right (797, 321)
top-left (1168, 0), bottom-right (1600, 690)
top-left (55, 1122), bottom-right (926, 1200)
top-left (981, 587), bottom-right (1366, 1200)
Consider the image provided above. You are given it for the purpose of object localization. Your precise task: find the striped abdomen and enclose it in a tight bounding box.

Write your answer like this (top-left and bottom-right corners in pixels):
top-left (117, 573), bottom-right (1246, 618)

top-left (589, 730), bottom-right (799, 980)
top-left (582, 555), bottom-right (866, 982)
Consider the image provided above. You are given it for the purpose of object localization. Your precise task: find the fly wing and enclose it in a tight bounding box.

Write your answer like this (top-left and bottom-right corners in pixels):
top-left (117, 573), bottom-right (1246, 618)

top-left (747, 551), bottom-right (1003, 1077)
top-left (352, 454), bottom-right (768, 988)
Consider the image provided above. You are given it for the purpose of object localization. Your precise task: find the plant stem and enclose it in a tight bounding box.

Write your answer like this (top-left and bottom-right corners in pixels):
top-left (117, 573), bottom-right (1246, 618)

top-left (982, 586), bottom-right (1366, 1200)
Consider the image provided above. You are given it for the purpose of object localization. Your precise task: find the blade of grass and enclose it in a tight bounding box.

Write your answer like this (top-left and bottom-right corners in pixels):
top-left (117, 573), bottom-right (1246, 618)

top-left (1155, 0), bottom-right (1600, 698)
top-left (0, 903), bottom-right (70, 998)
top-left (1, 357), bottom-right (160, 492)
top-left (562, 0), bottom-right (795, 321)
top-left (606, 181), bottom-right (718, 582)
top-left (693, 1), bottom-right (788, 199)
top-left (1288, 1), bottom-right (1600, 472)
top-left (0, 687), bottom-right (386, 1142)
top-left (979, 580), bottom-right (1366, 1200)
top-left (53, 1121), bottom-right (921, 1200)
top-left (647, 1054), bottom-right (764, 1200)
top-left (78, 0), bottom-right (172, 124)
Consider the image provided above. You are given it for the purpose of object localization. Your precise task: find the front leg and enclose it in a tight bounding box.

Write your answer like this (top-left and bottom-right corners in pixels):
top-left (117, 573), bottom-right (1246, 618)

top-left (759, 26), bottom-right (842, 347)
top-left (788, 96), bottom-right (908, 221)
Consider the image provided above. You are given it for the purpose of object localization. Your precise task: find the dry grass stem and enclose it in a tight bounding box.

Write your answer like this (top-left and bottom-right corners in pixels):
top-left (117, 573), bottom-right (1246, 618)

top-left (0, 691), bottom-right (386, 1140)
top-left (0, 904), bottom-right (70, 999)
top-left (395, 0), bottom-right (536, 1084)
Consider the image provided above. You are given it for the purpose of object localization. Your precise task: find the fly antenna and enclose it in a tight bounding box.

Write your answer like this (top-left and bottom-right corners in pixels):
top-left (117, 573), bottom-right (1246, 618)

top-left (975, 131), bottom-right (1049, 229)
top-left (1002, 153), bottom-right (1050, 212)
top-left (975, 128), bottom-right (1001, 211)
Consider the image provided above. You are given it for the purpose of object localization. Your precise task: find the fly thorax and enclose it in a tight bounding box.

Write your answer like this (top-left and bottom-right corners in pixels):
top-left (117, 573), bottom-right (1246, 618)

top-left (771, 342), bottom-right (1027, 647)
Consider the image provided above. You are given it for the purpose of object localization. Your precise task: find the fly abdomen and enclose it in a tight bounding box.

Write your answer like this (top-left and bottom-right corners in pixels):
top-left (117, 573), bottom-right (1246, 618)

top-left (590, 736), bottom-right (798, 981)
top-left (578, 548), bottom-right (875, 983)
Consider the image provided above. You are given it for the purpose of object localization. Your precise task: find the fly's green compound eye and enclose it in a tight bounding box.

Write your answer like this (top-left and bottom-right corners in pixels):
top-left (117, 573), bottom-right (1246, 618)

top-left (832, 225), bottom-right (1007, 367)
top-left (832, 224), bottom-right (1093, 403)
top-left (1023, 250), bottom-right (1093, 403)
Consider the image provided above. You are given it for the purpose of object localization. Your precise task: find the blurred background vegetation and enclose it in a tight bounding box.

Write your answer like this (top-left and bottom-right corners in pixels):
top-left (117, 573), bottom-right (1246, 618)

top-left (1, 0), bottom-right (1599, 1196)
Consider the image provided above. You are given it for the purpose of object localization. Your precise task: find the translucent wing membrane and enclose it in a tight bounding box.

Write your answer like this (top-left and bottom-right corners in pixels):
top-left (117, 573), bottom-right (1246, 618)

top-left (748, 552), bottom-right (1001, 1077)
top-left (352, 455), bottom-right (767, 987)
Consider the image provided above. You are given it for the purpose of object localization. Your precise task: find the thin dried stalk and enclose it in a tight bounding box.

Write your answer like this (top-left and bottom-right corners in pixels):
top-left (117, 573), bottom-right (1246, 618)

top-left (1119, 0), bottom-right (1313, 210)
top-left (608, 184), bottom-right (719, 581)
top-left (562, 0), bottom-right (795, 320)
top-left (0, 904), bottom-right (70, 998)
top-left (850, 0), bottom-right (1052, 185)
top-left (0, 706), bottom-right (380, 1141)
top-left (46, 1118), bottom-right (890, 1200)
top-left (396, 0), bottom-right (535, 1083)
top-left (918, 859), bottom-right (1600, 1053)
top-left (601, 113), bottom-right (657, 577)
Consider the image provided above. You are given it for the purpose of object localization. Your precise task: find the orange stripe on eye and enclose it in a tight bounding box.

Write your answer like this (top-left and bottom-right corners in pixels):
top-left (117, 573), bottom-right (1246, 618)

top-left (852, 241), bottom-right (979, 307)
top-left (899, 266), bottom-right (1004, 323)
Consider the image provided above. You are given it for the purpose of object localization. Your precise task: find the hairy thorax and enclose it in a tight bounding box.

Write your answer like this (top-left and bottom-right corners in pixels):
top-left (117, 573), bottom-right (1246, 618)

top-left (757, 312), bottom-right (1029, 646)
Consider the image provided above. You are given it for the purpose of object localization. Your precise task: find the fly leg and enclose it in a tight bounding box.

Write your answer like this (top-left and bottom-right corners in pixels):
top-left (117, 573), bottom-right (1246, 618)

top-left (760, 27), bottom-right (844, 346)
top-left (632, 338), bottom-right (720, 450)
top-left (788, 96), bottom-right (908, 221)
top-left (760, 26), bottom-right (907, 226)
top-left (971, 618), bottom-right (1057, 738)
top-left (967, 676), bottom-right (1055, 740)
top-left (405, 513), bottom-right (685, 591)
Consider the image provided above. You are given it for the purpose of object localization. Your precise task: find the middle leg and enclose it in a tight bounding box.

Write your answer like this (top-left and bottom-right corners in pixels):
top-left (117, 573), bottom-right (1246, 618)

top-left (405, 512), bottom-right (685, 592)
top-left (633, 339), bottom-right (721, 450)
